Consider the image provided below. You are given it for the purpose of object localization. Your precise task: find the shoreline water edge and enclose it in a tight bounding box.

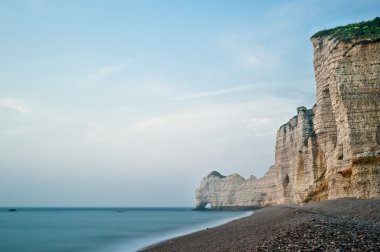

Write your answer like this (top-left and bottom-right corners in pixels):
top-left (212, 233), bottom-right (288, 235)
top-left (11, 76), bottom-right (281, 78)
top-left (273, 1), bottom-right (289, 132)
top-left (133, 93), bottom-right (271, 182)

top-left (135, 211), bottom-right (253, 252)
top-left (141, 198), bottom-right (380, 251)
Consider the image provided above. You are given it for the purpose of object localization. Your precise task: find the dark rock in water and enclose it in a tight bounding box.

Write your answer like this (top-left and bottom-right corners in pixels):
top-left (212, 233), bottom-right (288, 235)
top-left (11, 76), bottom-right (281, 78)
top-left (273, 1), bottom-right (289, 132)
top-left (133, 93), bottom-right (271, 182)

top-left (7, 209), bottom-right (17, 212)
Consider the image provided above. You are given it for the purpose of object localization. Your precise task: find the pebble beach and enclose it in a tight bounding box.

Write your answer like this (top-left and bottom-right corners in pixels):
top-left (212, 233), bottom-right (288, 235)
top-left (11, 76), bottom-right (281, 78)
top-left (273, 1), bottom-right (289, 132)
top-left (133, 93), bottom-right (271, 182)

top-left (141, 198), bottom-right (380, 251)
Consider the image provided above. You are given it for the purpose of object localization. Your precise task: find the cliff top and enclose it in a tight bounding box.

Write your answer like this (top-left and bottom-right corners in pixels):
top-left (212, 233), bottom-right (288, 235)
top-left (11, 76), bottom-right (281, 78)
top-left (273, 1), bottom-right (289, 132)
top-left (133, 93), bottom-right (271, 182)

top-left (207, 171), bottom-right (226, 178)
top-left (311, 17), bottom-right (380, 44)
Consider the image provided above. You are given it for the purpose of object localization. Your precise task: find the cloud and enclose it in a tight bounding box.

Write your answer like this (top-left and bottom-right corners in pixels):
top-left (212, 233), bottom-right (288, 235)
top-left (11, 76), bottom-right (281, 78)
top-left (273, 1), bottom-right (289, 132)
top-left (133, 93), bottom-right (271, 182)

top-left (87, 62), bottom-right (131, 80)
top-left (0, 97), bottom-right (31, 113)
top-left (129, 105), bottom-right (235, 134)
top-left (222, 35), bottom-right (281, 68)
top-left (171, 84), bottom-right (258, 101)
top-left (77, 95), bottom-right (302, 178)
top-left (82, 95), bottom-right (301, 148)
top-left (83, 105), bottom-right (237, 144)
top-left (115, 106), bottom-right (136, 112)
top-left (246, 117), bottom-right (278, 137)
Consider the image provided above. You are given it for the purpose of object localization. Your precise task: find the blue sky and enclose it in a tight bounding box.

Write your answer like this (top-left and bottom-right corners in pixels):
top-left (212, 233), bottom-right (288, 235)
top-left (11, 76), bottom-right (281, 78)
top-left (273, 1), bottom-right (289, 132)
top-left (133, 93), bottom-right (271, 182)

top-left (1, 0), bottom-right (379, 206)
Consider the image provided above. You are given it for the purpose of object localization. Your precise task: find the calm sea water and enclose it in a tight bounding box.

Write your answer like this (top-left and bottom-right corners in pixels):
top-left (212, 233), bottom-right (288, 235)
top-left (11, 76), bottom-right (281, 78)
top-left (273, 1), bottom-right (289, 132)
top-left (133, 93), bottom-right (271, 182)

top-left (0, 207), bottom-right (250, 252)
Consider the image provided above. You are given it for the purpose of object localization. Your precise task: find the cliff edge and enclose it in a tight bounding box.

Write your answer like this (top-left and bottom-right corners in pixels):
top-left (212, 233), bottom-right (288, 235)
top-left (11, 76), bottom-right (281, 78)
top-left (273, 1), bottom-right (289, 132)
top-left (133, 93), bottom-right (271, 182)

top-left (195, 18), bottom-right (380, 210)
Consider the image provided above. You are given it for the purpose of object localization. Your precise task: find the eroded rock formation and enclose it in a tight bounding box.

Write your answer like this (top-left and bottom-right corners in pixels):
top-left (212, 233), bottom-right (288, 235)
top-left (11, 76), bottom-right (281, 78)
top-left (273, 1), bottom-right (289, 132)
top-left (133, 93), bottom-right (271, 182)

top-left (195, 20), bottom-right (380, 210)
top-left (195, 168), bottom-right (281, 210)
top-left (309, 34), bottom-right (380, 201)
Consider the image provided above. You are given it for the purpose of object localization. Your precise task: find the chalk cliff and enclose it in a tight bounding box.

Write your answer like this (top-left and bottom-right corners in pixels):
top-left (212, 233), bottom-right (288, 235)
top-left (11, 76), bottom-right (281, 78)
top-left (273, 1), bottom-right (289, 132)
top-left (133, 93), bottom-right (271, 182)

top-left (195, 18), bottom-right (380, 210)
top-left (195, 168), bottom-right (281, 209)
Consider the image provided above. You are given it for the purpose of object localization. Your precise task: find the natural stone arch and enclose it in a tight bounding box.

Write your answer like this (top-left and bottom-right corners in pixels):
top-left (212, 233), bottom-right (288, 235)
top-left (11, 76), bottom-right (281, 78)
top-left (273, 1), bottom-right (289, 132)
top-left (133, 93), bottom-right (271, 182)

top-left (196, 201), bottom-right (211, 210)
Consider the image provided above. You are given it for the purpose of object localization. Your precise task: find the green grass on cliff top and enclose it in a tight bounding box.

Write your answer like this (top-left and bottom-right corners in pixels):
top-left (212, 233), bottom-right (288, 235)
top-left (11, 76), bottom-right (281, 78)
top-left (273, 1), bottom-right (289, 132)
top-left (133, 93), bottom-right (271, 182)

top-left (312, 17), bottom-right (380, 44)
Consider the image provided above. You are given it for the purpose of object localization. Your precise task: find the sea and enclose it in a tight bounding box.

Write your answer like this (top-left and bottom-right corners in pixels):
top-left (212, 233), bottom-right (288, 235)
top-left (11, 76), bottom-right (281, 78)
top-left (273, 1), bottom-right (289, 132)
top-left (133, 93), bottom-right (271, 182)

top-left (0, 207), bottom-right (250, 252)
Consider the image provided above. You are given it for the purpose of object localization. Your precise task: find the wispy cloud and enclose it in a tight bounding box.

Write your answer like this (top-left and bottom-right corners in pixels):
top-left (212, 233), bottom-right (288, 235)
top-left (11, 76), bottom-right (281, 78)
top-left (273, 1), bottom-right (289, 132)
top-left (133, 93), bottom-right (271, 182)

top-left (79, 96), bottom-right (301, 178)
top-left (0, 97), bottom-right (31, 113)
top-left (87, 62), bottom-right (131, 80)
top-left (222, 35), bottom-right (281, 68)
top-left (171, 84), bottom-right (257, 101)
top-left (115, 106), bottom-right (136, 112)
top-left (82, 96), bottom-right (300, 146)
top-left (246, 117), bottom-right (278, 137)
top-left (0, 97), bottom-right (75, 119)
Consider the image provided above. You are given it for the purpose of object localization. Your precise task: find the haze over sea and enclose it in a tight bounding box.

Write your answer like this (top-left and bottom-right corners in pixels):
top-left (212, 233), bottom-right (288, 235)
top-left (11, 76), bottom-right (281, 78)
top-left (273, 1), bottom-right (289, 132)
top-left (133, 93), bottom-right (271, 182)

top-left (0, 207), bottom-right (249, 252)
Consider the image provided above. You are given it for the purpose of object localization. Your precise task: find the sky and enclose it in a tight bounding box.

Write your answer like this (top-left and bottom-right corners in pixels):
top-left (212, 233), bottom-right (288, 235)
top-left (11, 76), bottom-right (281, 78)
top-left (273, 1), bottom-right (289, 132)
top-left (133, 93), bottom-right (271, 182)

top-left (0, 0), bottom-right (379, 207)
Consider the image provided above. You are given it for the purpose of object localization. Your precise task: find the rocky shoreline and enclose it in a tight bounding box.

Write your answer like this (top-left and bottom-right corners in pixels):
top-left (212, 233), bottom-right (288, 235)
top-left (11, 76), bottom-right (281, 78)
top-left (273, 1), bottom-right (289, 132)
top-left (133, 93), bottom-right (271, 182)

top-left (141, 198), bottom-right (380, 251)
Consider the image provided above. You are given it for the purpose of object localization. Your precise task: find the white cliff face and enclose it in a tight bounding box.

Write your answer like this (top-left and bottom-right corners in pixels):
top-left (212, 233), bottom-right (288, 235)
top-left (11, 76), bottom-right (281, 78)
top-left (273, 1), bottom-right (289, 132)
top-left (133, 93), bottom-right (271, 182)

top-left (195, 32), bottom-right (380, 210)
top-left (310, 36), bottom-right (380, 200)
top-left (195, 107), bottom-right (317, 209)
top-left (195, 169), bottom-right (280, 209)
top-left (274, 107), bottom-right (318, 203)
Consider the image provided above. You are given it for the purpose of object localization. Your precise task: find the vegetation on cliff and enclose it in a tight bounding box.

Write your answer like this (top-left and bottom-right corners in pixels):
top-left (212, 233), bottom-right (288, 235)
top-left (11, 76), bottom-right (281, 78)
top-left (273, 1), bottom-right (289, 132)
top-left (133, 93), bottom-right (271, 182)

top-left (312, 17), bottom-right (380, 44)
top-left (207, 171), bottom-right (226, 178)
